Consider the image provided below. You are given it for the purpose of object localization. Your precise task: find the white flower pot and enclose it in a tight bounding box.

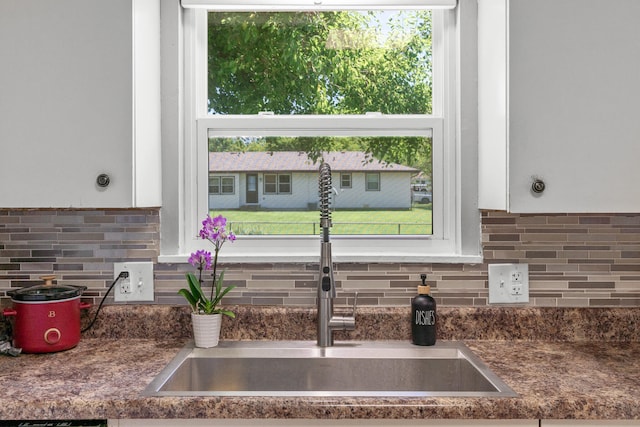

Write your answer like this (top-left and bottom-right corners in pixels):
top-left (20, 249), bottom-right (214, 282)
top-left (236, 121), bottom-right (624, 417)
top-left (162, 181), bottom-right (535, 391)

top-left (191, 312), bottom-right (222, 348)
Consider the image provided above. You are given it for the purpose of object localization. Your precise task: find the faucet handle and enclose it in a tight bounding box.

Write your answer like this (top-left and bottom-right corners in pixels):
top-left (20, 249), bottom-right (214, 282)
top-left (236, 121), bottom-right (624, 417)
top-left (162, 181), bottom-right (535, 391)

top-left (328, 292), bottom-right (358, 332)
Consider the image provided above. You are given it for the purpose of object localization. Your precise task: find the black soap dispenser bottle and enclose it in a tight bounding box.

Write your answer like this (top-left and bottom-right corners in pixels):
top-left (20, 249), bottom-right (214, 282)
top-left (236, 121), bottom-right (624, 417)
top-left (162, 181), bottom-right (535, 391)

top-left (411, 273), bottom-right (437, 346)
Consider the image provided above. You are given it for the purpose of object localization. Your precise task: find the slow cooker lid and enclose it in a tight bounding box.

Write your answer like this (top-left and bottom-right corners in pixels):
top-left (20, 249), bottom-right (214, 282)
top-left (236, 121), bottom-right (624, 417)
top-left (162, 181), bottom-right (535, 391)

top-left (7, 284), bottom-right (86, 301)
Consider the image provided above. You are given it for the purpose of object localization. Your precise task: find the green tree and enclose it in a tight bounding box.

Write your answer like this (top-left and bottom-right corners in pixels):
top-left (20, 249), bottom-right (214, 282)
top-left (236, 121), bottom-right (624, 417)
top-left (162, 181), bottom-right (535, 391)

top-left (207, 11), bottom-right (432, 170)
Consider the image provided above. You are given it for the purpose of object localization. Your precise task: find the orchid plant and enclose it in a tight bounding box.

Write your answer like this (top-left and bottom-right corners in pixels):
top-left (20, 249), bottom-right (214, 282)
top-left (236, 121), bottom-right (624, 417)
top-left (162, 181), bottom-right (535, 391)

top-left (178, 214), bottom-right (236, 317)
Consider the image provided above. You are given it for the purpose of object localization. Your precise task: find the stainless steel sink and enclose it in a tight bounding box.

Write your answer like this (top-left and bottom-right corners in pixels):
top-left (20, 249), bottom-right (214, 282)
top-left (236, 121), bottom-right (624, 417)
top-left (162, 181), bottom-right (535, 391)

top-left (144, 341), bottom-right (517, 398)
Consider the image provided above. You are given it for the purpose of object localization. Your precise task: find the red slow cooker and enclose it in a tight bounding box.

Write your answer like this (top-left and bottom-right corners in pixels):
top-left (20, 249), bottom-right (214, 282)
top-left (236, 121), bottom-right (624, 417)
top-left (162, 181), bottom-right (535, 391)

top-left (3, 277), bottom-right (91, 353)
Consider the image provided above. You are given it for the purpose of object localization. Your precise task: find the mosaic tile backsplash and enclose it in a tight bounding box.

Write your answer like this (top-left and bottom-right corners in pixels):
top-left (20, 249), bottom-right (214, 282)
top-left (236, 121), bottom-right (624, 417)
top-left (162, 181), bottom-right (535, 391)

top-left (1, 209), bottom-right (639, 308)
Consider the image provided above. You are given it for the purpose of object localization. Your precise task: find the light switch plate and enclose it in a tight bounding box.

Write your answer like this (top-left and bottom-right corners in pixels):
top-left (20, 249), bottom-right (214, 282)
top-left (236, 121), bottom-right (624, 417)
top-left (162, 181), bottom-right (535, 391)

top-left (488, 263), bottom-right (529, 304)
top-left (113, 262), bottom-right (154, 302)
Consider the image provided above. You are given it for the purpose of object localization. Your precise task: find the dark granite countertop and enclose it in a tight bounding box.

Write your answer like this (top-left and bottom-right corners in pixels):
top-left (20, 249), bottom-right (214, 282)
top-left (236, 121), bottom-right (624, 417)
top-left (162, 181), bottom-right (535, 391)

top-left (0, 306), bottom-right (639, 420)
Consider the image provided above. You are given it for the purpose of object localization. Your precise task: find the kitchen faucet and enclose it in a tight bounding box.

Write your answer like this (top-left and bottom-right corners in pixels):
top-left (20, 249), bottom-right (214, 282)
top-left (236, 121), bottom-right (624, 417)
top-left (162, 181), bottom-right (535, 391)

top-left (317, 162), bottom-right (357, 347)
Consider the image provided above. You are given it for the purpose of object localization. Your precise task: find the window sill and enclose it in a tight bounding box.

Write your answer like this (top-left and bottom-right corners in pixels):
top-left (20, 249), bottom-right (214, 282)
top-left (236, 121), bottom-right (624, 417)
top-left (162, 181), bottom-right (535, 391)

top-left (160, 233), bottom-right (482, 264)
top-left (158, 253), bottom-right (482, 264)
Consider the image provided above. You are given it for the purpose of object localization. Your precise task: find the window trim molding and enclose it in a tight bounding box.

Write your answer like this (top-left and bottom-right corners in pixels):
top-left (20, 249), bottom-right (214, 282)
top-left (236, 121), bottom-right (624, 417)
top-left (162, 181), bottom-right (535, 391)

top-left (181, 0), bottom-right (457, 11)
top-left (159, 0), bottom-right (481, 264)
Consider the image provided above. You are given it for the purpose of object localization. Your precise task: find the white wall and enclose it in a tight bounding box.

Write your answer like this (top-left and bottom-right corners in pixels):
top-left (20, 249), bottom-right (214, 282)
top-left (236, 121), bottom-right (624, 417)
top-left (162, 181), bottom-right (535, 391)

top-left (336, 172), bottom-right (412, 209)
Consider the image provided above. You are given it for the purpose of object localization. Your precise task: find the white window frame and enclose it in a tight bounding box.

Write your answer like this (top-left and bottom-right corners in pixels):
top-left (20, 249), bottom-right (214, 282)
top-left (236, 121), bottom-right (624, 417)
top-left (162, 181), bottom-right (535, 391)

top-left (220, 176), bottom-right (234, 194)
top-left (264, 173), bottom-right (292, 195)
top-left (365, 173), bottom-right (381, 192)
top-left (209, 175), bottom-right (235, 195)
top-left (159, 0), bottom-right (481, 264)
top-left (263, 174), bottom-right (277, 195)
top-left (209, 175), bottom-right (220, 194)
top-left (340, 173), bottom-right (352, 189)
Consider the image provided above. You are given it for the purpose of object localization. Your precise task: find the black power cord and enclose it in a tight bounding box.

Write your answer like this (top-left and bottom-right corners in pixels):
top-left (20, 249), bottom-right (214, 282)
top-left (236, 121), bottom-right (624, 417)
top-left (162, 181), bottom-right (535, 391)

top-left (81, 271), bottom-right (129, 333)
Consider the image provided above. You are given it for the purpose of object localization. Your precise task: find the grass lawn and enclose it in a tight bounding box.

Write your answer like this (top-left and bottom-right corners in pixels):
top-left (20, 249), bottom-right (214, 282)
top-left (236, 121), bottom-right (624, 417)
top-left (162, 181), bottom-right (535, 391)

top-left (213, 204), bottom-right (433, 235)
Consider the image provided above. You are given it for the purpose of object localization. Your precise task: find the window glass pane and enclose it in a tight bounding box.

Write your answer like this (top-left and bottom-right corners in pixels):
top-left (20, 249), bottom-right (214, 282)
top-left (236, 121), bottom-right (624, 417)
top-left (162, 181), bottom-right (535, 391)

top-left (209, 175), bottom-right (220, 194)
top-left (278, 174), bottom-right (292, 194)
top-left (208, 136), bottom-right (432, 235)
top-left (365, 172), bottom-right (380, 191)
top-left (221, 176), bottom-right (235, 194)
top-left (264, 174), bottom-right (277, 194)
top-left (341, 173), bottom-right (352, 188)
top-left (207, 10), bottom-right (432, 115)
top-left (247, 174), bottom-right (257, 192)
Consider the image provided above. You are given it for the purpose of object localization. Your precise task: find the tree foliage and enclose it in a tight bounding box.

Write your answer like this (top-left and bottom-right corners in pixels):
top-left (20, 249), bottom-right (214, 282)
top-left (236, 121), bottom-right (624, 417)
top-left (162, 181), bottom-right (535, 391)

top-left (207, 11), bottom-right (432, 173)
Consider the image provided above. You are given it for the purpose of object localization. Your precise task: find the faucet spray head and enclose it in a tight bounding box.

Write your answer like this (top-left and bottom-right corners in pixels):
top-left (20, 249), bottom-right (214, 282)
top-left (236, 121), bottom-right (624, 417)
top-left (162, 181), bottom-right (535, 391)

top-left (319, 162), bottom-right (333, 228)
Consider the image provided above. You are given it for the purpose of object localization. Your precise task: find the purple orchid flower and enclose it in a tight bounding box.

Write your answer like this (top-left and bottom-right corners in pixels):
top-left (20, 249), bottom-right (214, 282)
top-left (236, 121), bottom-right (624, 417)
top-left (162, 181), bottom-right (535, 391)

top-left (188, 250), bottom-right (212, 271)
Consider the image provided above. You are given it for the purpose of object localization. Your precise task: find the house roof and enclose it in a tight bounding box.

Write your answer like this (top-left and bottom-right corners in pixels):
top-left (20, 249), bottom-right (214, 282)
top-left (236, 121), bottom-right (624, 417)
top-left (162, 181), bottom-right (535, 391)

top-left (209, 151), bottom-right (419, 173)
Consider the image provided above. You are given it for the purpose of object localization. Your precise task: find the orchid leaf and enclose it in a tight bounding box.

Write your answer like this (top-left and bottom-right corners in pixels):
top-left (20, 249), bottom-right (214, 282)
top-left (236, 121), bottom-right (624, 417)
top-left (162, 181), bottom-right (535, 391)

top-left (177, 289), bottom-right (198, 312)
top-left (212, 283), bottom-right (236, 307)
top-left (186, 272), bottom-right (204, 301)
top-left (218, 309), bottom-right (236, 318)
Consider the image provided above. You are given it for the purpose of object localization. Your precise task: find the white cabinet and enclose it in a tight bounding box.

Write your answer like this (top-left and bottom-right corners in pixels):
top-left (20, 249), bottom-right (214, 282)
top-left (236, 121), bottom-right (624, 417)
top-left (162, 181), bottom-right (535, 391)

top-left (478, 0), bottom-right (640, 213)
top-left (0, 0), bottom-right (161, 208)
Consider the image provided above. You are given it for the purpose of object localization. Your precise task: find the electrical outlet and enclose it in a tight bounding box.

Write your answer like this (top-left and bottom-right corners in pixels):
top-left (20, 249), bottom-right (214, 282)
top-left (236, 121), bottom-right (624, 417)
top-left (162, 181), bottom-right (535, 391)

top-left (488, 263), bottom-right (529, 304)
top-left (120, 273), bottom-right (132, 294)
top-left (113, 262), bottom-right (154, 302)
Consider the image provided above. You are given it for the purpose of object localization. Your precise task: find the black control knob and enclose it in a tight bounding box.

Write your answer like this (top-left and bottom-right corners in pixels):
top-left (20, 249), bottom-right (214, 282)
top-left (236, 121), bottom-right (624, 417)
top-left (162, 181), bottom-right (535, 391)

top-left (321, 276), bottom-right (331, 291)
top-left (531, 179), bottom-right (545, 194)
top-left (96, 174), bottom-right (111, 188)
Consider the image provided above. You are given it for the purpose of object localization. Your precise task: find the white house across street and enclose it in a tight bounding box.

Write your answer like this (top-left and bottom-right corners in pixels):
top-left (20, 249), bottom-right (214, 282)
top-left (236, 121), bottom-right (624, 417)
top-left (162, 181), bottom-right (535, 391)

top-left (208, 151), bottom-right (419, 210)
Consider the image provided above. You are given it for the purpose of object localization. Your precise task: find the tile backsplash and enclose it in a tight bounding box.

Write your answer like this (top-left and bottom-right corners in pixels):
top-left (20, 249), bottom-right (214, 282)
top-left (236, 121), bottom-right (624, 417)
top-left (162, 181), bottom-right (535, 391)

top-left (1, 209), bottom-right (639, 307)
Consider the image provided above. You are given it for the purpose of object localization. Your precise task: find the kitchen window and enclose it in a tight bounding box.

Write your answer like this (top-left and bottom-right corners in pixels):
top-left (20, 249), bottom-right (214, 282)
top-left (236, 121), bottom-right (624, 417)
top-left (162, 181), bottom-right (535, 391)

top-left (162, 0), bottom-right (481, 263)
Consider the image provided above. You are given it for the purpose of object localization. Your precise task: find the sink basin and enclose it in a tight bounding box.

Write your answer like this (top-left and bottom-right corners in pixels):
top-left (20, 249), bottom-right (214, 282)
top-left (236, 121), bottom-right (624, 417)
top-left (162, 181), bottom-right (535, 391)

top-left (144, 341), bottom-right (517, 398)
